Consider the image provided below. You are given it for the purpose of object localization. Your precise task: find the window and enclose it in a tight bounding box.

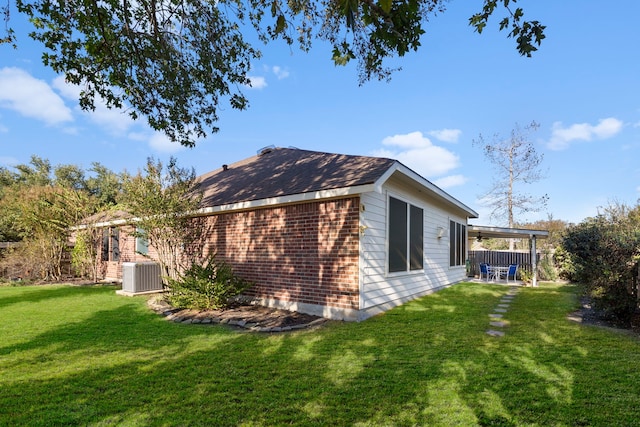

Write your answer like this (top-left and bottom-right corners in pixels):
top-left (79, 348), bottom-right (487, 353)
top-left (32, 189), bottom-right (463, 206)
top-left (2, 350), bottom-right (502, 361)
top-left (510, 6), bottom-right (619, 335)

top-left (110, 227), bottom-right (120, 262)
top-left (389, 196), bottom-right (424, 273)
top-left (101, 227), bottom-right (120, 262)
top-left (449, 220), bottom-right (467, 267)
top-left (135, 227), bottom-right (149, 256)
top-left (101, 228), bottom-right (109, 261)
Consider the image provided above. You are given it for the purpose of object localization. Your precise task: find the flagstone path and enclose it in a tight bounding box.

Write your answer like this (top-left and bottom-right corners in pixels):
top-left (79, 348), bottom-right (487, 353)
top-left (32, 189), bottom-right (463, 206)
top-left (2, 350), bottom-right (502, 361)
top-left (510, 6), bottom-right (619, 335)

top-left (487, 286), bottom-right (520, 337)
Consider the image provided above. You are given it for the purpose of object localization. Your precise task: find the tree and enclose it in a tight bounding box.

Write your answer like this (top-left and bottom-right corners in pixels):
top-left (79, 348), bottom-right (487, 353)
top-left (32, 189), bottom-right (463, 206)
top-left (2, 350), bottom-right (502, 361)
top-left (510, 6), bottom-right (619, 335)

top-left (2, 0), bottom-right (545, 147)
top-left (473, 121), bottom-right (548, 249)
top-left (1, 184), bottom-right (97, 280)
top-left (13, 155), bottom-right (52, 187)
top-left (53, 164), bottom-right (88, 191)
top-left (86, 162), bottom-right (125, 207)
top-left (119, 157), bottom-right (203, 282)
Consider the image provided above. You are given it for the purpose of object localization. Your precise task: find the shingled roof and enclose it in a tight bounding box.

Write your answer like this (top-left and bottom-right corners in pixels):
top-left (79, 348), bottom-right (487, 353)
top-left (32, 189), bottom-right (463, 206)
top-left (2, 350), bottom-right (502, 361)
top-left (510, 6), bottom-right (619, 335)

top-left (197, 147), bottom-right (397, 208)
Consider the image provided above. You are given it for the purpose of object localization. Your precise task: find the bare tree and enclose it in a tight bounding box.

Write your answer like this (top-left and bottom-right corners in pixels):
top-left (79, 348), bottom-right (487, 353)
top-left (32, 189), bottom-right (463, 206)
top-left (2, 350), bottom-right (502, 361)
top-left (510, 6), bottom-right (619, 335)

top-left (473, 121), bottom-right (548, 249)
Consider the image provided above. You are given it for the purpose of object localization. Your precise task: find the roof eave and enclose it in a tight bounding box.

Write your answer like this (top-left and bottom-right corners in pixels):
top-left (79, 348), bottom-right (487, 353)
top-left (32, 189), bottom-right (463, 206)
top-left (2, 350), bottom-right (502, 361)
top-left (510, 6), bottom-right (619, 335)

top-left (194, 183), bottom-right (376, 216)
top-left (374, 162), bottom-right (479, 219)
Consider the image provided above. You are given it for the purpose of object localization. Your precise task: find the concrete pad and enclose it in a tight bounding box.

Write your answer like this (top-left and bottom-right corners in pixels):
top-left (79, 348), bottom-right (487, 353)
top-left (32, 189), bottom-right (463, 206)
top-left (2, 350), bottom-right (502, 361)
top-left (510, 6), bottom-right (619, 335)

top-left (486, 329), bottom-right (505, 337)
top-left (494, 308), bottom-right (508, 313)
top-left (489, 313), bottom-right (504, 318)
top-left (490, 321), bottom-right (507, 327)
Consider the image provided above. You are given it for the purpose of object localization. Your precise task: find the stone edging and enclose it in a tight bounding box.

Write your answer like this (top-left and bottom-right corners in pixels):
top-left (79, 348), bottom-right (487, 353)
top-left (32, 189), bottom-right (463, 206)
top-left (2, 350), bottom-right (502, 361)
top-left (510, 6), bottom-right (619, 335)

top-left (147, 297), bottom-right (329, 333)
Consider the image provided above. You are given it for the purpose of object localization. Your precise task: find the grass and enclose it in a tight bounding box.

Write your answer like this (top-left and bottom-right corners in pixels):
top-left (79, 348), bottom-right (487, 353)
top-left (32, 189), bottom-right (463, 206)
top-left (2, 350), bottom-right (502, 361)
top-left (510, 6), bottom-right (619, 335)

top-left (1, 282), bottom-right (639, 426)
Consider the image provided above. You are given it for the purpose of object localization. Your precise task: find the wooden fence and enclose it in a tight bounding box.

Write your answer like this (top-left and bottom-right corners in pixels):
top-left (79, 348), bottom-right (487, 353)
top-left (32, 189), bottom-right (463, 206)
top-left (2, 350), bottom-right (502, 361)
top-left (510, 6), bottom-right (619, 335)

top-left (467, 250), bottom-right (540, 278)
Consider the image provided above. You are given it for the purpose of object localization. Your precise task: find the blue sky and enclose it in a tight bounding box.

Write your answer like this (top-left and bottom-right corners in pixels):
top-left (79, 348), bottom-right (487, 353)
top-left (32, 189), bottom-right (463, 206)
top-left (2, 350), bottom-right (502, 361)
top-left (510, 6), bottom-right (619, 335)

top-left (1, 1), bottom-right (639, 225)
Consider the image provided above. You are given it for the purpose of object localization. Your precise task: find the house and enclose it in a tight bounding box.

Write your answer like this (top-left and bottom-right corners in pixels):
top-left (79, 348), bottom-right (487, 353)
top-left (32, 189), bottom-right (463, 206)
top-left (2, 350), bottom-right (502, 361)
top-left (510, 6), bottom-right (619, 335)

top-left (94, 147), bottom-right (479, 321)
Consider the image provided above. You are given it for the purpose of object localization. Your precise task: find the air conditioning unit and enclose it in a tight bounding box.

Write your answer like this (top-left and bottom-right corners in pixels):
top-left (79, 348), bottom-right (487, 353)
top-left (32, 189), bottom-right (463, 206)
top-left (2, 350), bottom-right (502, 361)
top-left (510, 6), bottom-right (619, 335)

top-left (121, 262), bottom-right (163, 295)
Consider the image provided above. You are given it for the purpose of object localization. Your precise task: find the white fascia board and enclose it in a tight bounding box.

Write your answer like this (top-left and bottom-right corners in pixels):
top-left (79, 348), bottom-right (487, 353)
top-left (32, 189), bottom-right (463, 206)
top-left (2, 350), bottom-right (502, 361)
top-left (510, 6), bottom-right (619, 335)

top-left (194, 184), bottom-right (376, 216)
top-left (71, 217), bottom-right (139, 231)
top-left (372, 161), bottom-right (400, 194)
top-left (374, 162), bottom-right (479, 218)
top-left (73, 184), bottom-right (376, 228)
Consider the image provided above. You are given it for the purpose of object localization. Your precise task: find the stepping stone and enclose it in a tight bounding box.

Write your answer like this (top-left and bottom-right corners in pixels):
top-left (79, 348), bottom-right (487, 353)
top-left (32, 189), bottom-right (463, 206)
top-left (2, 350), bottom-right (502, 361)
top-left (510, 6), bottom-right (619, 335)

top-left (497, 304), bottom-right (510, 308)
top-left (490, 321), bottom-right (507, 328)
top-left (486, 329), bottom-right (505, 337)
top-left (494, 308), bottom-right (508, 313)
top-left (489, 313), bottom-right (504, 318)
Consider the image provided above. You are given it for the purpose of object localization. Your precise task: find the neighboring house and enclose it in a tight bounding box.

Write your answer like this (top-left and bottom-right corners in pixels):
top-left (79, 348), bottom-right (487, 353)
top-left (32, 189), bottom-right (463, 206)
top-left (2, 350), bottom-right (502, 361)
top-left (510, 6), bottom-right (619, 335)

top-left (88, 147), bottom-right (478, 321)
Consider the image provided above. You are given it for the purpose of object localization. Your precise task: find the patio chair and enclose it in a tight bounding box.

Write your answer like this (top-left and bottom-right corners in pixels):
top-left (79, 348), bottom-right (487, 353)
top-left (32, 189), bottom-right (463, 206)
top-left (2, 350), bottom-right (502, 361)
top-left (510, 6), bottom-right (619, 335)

top-left (503, 264), bottom-right (518, 283)
top-left (479, 263), bottom-right (490, 281)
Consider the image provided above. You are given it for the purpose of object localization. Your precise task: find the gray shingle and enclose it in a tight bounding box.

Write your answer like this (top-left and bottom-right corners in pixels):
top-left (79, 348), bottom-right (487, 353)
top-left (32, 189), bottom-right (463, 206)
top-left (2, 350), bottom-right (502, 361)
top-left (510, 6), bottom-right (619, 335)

top-left (197, 147), bottom-right (396, 208)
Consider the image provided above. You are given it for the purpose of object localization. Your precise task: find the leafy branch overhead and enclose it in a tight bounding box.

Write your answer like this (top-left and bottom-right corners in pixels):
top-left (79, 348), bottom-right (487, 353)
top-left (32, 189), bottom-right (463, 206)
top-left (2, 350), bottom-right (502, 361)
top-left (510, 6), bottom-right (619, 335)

top-left (3, 0), bottom-right (545, 147)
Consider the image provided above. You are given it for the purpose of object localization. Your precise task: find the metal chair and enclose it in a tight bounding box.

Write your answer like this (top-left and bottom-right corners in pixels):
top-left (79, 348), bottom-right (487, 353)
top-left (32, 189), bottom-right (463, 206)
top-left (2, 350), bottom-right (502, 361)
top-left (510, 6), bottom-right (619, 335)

top-left (479, 263), bottom-right (490, 281)
top-left (503, 264), bottom-right (518, 283)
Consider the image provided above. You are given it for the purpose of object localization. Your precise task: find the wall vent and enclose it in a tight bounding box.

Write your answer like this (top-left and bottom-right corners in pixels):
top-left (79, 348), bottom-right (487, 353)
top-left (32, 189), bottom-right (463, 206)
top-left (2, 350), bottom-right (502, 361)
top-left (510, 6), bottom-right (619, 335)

top-left (121, 262), bottom-right (163, 294)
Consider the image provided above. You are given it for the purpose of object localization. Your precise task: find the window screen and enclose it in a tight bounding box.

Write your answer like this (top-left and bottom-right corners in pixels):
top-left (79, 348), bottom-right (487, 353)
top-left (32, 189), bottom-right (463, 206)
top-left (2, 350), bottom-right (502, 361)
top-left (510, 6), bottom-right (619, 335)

top-left (389, 197), bottom-right (408, 273)
top-left (389, 197), bottom-right (424, 273)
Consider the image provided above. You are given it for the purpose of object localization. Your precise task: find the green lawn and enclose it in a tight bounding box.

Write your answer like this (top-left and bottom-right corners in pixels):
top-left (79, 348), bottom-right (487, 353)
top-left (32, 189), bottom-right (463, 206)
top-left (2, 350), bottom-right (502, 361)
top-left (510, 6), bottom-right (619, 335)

top-left (1, 282), bottom-right (639, 426)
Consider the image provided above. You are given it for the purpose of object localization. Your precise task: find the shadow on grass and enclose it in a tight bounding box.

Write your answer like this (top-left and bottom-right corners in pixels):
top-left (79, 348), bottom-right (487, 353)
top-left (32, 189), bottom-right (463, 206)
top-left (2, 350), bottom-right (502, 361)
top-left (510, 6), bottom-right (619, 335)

top-left (1, 283), bottom-right (640, 426)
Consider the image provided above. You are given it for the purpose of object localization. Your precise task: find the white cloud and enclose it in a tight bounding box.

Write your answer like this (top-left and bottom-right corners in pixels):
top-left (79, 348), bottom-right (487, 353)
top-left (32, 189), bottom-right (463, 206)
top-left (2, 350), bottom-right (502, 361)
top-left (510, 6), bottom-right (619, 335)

top-left (129, 131), bottom-right (185, 154)
top-left (52, 76), bottom-right (134, 134)
top-left (433, 174), bottom-right (467, 189)
top-left (0, 67), bottom-right (73, 125)
top-left (148, 133), bottom-right (184, 153)
top-left (374, 131), bottom-right (460, 177)
top-left (272, 66), bottom-right (290, 80)
top-left (246, 76), bottom-right (267, 89)
top-left (547, 117), bottom-right (623, 150)
top-left (428, 128), bottom-right (462, 143)
top-left (382, 131), bottom-right (431, 149)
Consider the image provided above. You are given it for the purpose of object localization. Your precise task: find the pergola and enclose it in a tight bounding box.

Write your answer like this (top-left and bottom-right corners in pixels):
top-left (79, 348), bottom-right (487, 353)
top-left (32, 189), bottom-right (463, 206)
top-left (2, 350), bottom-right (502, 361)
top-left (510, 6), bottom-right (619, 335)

top-left (467, 225), bottom-right (549, 287)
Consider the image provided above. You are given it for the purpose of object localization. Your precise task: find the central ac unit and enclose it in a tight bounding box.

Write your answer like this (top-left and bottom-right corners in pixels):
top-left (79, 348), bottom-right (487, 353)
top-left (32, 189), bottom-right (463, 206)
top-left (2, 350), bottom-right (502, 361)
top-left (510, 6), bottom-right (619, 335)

top-left (121, 262), bottom-right (163, 294)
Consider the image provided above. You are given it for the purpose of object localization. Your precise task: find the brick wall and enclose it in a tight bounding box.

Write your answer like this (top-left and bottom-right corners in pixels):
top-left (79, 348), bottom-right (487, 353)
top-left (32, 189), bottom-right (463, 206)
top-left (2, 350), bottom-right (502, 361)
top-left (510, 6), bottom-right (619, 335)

top-left (98, 226), bottom-right (154, 280)
top-left (202, 197), bottom-right (361, 311)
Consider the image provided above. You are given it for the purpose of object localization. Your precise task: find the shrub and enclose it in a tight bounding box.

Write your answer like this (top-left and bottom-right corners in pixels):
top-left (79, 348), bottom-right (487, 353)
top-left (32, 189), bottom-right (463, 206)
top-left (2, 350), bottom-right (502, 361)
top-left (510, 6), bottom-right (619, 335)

top-left (561, 206), bottom-right (640, 326)
top-left (165, 255), bottom-right (253, 310)
top-left (538, 250), bottom-right (557, 281)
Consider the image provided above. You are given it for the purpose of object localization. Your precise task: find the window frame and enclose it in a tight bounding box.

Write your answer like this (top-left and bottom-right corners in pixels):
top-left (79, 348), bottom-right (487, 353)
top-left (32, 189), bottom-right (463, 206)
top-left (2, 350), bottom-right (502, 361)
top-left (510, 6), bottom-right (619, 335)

top-left (449, 219), bottom-right (467, 267)
top-left (135, 227), bottom-right (149, 256)
top-left (388, 195), bottom-right (424, 274)
top-left (109, 227), bottom-right (120, 262)
top-left (101, 227), bottom-right (120, 262)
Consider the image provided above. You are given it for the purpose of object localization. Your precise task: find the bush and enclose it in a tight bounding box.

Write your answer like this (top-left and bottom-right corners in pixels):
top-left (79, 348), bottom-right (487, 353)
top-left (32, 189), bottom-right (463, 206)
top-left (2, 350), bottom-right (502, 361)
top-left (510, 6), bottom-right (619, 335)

top-left (561, 206), bottom-right (640, 326)
top-left (590, 282), bottom-right (637, 326)
top-left (165, 255), bottom-right (253, 310)
top-left (538, 250), bottom-right (557, 281)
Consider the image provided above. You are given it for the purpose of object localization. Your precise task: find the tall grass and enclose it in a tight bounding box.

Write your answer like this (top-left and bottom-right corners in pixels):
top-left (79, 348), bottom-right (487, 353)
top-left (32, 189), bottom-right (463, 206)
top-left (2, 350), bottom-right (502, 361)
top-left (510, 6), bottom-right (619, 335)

top-left (1, 282), bottom-right (639, 426)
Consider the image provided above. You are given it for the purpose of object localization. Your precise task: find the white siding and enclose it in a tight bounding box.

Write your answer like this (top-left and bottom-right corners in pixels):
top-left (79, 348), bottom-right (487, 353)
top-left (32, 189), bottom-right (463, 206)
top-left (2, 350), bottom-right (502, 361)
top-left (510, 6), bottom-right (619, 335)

top-left (358, 179), bottom-right (468, 318)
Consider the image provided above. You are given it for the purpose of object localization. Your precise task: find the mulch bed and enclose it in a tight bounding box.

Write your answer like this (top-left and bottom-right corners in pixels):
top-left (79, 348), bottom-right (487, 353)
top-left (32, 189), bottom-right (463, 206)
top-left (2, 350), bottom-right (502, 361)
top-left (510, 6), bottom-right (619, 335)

top-left (568, 297), bottom-right (640, 338)
top-left (148, 297), bottom-right (326, 331)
